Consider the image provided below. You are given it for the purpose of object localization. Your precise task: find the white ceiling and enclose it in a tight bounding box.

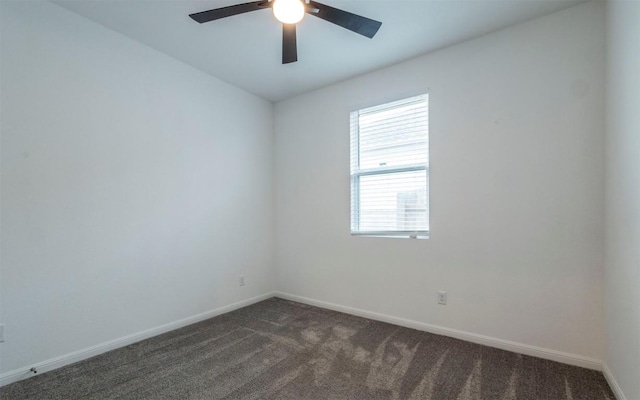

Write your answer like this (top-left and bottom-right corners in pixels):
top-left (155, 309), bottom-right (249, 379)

top-left (51, 0), bottom-right (585, 102)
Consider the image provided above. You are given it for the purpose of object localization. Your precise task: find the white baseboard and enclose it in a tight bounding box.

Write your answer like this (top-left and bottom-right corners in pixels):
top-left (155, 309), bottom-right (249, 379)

top-left (0, 292), bottom-right (276, 388)
top-left (275, 291), bottom-right (603, 371)
top-left (2, 291), bottom-right (607, 389)
top-left (602, 363), bottom-right (627, 400)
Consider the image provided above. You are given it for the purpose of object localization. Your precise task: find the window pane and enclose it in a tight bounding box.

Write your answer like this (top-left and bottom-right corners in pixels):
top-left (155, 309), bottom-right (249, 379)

top-left (357, 170), bottom-right (428, 232)
top-left (358, 100), bottom-right (428, 170)
top-left (350, 94), bottom-right (429, 236)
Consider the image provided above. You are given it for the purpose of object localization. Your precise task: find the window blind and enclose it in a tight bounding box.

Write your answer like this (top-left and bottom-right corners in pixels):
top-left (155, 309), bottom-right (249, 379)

top-left (350, 94), bottom-right (429, 237)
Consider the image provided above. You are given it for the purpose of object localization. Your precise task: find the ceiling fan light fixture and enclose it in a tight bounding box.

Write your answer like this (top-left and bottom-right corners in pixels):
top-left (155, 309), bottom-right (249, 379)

top-left (189, 1), bottom-right (383, 64)
top-left (272, 0), bottom-right (305, 24)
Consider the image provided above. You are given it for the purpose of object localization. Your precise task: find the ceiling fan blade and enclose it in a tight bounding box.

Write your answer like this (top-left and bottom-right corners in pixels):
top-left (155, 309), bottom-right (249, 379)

top-left (189, 1), bottom-right (268, 24)
top-left (307, 1), bottom-right (381, 39)
top-left (282, 24), bottom-right (298, 64)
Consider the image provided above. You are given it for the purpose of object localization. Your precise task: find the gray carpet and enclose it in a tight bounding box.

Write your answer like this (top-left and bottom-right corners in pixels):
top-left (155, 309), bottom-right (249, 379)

top-left (1, 297), bottom-right (614, 399)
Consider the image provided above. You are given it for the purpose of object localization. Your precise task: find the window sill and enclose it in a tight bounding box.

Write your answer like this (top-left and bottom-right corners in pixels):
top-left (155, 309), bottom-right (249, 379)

top-left (351, 232), bottom-right (429, 240)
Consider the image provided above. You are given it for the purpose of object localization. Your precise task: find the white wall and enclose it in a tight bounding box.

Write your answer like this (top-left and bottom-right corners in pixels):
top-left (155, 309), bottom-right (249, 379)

top-left (0, 0), bottom-right (615, 385)
top-left (604, 0), bottom-right (640, 398)
top-left (275, 1), bottom-right (605, 362)
top-left (0, 0), bottom-right (274, 375)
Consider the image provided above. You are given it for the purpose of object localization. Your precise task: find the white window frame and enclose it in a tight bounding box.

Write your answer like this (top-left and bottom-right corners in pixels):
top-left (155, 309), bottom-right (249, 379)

top-left (350, 94), bottom-right (429, 239)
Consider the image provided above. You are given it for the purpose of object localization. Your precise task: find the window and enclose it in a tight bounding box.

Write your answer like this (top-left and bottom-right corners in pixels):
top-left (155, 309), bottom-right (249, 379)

top-left (350, 94), bottom-right (429, 238)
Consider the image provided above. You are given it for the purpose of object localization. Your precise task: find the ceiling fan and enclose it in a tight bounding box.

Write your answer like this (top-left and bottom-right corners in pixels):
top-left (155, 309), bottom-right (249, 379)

top-left (189, 0), bottom-right (382, 64)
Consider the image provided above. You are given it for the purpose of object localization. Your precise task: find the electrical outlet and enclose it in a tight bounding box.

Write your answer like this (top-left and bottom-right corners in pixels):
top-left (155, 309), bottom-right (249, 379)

top-left (0, 324), bottom-right (5, 342)
top-left (437, 291), bottom-right (447, 305)
top-left (239, 276), bottom-right (245, 286)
